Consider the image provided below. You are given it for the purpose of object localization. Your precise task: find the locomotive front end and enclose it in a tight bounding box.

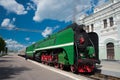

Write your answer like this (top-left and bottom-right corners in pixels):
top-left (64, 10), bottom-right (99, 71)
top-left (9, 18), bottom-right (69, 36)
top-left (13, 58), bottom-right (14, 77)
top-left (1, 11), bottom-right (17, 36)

top-left (71, 24), bottom-right (100, 73)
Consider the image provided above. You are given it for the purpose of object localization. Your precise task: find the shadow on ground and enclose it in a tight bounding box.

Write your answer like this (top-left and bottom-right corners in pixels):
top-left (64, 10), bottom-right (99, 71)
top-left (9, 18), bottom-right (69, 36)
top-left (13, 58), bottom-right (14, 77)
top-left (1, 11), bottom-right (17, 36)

top-left (0, 60), bottom-right (13, 62)
top-left (0, 66), bottom-right (31, 80)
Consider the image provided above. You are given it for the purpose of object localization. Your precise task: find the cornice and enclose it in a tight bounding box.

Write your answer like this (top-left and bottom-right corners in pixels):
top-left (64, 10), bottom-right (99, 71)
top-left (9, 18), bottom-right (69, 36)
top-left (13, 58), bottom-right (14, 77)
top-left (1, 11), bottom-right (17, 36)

top-left (80, 1), bottom-right (120, 23)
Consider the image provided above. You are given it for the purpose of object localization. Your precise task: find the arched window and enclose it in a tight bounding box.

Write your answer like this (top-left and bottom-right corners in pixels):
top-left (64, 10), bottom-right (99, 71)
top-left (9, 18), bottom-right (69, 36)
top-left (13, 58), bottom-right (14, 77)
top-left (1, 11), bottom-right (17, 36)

top-left (106, 42), bottom-right (114, 60)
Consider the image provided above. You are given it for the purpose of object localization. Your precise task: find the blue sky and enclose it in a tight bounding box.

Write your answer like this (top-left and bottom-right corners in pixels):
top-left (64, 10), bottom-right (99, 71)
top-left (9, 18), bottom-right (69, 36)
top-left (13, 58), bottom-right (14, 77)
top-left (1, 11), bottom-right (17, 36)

top-left (0, 0), bottom-right (108, 51)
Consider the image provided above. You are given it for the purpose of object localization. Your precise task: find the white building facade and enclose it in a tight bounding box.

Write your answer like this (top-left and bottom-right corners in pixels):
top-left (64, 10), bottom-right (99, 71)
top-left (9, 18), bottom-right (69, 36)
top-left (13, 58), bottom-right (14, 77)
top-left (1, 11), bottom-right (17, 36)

top-left (79, 0), bottom-right (120, 60)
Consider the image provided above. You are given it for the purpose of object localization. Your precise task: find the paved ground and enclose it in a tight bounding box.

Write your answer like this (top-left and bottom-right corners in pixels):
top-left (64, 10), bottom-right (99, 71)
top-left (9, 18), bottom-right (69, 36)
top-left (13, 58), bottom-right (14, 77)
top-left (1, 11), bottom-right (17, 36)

top-left (100, 60), bottom-right (120, 78)
top-left (0, 54), bottom-right (90, 80)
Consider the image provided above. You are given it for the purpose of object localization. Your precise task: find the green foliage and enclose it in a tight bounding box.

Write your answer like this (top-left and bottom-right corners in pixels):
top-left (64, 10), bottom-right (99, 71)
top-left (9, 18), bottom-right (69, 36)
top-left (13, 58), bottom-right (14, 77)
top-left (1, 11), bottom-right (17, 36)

top-left (0, 37), bottom-right (6, 52)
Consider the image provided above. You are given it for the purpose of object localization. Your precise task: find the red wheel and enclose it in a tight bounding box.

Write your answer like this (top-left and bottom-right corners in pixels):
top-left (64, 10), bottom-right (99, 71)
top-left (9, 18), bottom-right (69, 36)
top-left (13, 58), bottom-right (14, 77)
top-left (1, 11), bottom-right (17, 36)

top-left (60, 64), bottom-right (64, 70)
top-left (54, 63), bottom-right (59, 68)
top-left (70, 65), bottom-right (77, 73)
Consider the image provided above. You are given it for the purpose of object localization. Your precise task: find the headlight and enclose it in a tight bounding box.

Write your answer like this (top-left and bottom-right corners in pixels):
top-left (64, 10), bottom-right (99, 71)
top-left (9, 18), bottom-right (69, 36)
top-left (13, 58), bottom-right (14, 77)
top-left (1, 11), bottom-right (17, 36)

top-left (92, 53), bottom-right (95, 57)
top-left (80, 53), bottom-right (83, 57)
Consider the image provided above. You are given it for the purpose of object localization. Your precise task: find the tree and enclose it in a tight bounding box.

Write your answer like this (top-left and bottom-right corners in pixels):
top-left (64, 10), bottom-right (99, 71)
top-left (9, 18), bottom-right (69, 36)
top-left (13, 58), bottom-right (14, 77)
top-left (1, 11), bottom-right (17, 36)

top-left (0, 37), bottom-right (6, 54)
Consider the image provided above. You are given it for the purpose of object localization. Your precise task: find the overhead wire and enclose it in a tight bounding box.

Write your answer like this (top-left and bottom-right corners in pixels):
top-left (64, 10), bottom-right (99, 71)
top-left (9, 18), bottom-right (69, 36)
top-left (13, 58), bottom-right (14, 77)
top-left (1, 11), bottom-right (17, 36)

top-left (0, 27), bottom-right (42, 33)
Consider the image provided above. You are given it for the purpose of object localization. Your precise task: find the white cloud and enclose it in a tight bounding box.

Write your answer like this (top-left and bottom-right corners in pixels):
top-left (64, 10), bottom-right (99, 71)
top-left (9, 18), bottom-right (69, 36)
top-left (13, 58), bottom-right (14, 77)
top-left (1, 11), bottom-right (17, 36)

top-left (25, 37), bottom-right (30, 41)
top-left (31, 0), bottom-right (108, 22)
top-left (42, 25), bottom-right (59, 37)
top-left (0, 0), bottom-right (27, 15)
top-left (26, 2), bottom-right (36, 11)
top-left (32, 0), bottom-right (91, 22)
top-left (53, 25), bottom-right (59, 30)
top-left (32, 42), bottom-right (35, 44)
top-left (98, 0), bottom-right (108, 6)
top-left (1, 18), bottom-right (15, 30)
top-left (42, 27), bottom-right (52, 37)
top-left (5, 39), bottom-right (26, 50)
top-left (29, 41), bottom-right (35, 44)
top-left (1, 18), bottom-right (10, 27)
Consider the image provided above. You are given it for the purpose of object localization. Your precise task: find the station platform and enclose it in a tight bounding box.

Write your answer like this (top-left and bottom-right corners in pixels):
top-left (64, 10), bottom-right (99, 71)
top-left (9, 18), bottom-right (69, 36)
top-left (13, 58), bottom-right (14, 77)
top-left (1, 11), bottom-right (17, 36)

top-left (98, 60), bottom-right (120, 78)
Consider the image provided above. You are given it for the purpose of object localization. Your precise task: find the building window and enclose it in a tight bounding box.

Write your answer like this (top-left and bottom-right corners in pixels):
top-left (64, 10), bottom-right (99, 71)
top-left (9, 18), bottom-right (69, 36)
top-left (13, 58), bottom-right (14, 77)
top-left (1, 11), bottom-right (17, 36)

top-left (109, 17), bottom-right (114, 27)
top-left (107, 42), bottom-right (114, 60)
top-left (103, 19), bottom-right (107, 28)
top-left (91, 24), bottom-right (94, 32)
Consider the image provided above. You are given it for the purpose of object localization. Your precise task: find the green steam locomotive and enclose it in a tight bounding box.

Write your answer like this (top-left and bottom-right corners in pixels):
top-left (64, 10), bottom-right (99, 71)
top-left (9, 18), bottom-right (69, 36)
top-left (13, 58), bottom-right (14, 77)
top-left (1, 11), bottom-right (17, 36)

top-left (25, 23), bottom-right (100, 73)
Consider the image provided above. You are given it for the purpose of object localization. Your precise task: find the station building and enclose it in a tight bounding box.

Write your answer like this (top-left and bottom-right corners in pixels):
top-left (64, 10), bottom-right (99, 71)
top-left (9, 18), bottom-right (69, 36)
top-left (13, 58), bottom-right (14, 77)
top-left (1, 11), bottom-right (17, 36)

top-left (79, 0), bottom-right (120, 60)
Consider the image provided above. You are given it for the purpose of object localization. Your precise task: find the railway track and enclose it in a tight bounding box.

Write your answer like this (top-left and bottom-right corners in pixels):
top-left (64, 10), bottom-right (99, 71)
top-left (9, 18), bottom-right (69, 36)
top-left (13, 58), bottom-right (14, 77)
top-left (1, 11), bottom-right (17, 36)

top-left (81, 69), bottom-right (120, 80)
top-left (90, 73), bottom-right (120, 80)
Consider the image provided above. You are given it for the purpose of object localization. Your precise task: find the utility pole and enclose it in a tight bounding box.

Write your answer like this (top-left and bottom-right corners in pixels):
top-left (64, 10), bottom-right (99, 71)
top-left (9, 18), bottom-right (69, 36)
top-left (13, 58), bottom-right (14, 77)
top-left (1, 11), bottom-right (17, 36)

top-left (72, 0), bottom-right (77, 23)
